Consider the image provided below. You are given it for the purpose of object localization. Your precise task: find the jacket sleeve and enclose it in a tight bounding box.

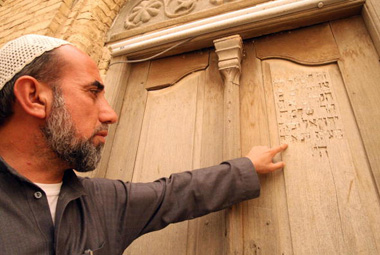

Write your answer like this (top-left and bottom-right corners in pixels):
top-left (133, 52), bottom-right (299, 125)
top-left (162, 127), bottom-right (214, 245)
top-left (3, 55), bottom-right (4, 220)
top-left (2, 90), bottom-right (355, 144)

top-left (125, 157), bottom-right (259, 235)
top-left (88, 157), bottom-right (260, 250)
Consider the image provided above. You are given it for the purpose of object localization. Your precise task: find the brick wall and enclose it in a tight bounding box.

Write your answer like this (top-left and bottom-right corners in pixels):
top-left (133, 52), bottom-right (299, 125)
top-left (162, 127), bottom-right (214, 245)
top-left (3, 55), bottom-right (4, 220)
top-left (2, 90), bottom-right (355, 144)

top-left (0, 0), bottom-right (126, 77)
top-left (0, 0), bottom-right (64, 44)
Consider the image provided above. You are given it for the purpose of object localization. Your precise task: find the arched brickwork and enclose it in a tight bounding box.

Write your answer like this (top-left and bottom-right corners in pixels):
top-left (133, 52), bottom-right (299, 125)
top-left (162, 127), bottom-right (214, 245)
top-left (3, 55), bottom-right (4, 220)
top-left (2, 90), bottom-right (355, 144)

top-left (0, 0), bottom-right (128, 78)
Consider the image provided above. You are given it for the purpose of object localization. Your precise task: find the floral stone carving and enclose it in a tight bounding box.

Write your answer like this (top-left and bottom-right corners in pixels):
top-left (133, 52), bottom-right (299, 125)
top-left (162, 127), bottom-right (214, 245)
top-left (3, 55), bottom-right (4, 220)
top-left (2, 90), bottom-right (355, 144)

top-left (127, 0), bottom-right (163, 26)
top-left (125, 0), bottom-right (197, 29)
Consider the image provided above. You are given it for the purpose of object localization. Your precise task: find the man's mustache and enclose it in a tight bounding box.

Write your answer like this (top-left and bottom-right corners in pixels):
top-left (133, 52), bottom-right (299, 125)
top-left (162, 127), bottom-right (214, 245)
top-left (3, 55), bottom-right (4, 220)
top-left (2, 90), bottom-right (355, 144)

top-left (91, 124), bottom-right (109, 139)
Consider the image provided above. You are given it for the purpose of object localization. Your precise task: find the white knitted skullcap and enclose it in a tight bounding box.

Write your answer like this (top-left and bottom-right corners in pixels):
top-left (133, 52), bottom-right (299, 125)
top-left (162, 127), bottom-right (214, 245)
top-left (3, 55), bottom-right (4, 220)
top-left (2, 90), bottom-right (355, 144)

top-left (0, 34), bottom-right (71, 91)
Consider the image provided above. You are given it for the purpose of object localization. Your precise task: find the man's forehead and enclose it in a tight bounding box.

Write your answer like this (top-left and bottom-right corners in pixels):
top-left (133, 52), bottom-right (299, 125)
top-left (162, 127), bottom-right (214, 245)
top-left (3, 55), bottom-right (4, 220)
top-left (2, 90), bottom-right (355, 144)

top-left (57, 45), bottom-right (104, 85)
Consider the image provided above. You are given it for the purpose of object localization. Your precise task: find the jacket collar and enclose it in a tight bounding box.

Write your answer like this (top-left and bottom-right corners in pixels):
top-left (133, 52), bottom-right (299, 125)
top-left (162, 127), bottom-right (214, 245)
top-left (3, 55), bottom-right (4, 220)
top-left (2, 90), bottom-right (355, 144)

top-left (0, 155), bottom-right (86, 196)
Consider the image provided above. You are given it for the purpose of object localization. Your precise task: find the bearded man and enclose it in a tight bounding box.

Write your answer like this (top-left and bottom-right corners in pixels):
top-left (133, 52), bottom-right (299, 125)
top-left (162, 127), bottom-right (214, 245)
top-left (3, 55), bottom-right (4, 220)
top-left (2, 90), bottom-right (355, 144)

top-left (0, 34), bottom-right (287, 255)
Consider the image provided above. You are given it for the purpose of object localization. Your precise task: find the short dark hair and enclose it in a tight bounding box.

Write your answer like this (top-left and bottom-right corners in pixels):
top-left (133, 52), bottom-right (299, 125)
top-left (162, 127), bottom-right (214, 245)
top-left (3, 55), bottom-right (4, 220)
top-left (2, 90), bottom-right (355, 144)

top-left (0, 49), bottom-right (63, 126)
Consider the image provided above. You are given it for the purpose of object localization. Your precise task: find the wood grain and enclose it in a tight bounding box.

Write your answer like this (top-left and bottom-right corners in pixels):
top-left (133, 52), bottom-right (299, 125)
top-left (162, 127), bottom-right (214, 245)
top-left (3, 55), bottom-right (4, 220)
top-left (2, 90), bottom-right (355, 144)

top-left (105, 61), bottom-right (150, 181)
top-left (146, 50), bottom-right (209, 90)
top-left (331, 16), bottom-right (380, 196)
top-left (186, 51), bottom-right (226, 255)
top-left (329, 64), bottom-right (380, 253)
top-left (264, 59), bottom-right (379, 254)
top-left (256, 23), bottom-right (340, 65)
top-left (214, 35), bottom-right (244, 255)
top-left (126, 71), bottom-right (203, 255)
top-left (240, 42), bottom-right (293, 255)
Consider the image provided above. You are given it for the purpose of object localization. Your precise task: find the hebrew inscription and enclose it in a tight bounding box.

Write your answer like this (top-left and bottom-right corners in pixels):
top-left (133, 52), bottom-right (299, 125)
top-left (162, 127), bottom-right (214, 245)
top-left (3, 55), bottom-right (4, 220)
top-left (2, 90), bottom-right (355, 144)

top-left (272, 69), bottom-right (343, 157)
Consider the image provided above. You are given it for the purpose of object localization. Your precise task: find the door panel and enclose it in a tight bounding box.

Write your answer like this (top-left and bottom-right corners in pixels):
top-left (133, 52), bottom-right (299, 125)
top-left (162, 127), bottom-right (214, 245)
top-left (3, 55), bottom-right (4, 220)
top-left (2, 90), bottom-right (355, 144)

top-left (133, 72), bottom-right (201, 182)
top-left (264, 60), bottom-right (376, 254)
top-left (114, 52), bottom-right (227, 254)
top-left (145, 50), bottom-right (209, 90)
top-left (126, 71), bottom-right (205, 255)
top-left (256, 23), bottom-right (340, 65)
top-left (331, 16), bottom-right (380, 193)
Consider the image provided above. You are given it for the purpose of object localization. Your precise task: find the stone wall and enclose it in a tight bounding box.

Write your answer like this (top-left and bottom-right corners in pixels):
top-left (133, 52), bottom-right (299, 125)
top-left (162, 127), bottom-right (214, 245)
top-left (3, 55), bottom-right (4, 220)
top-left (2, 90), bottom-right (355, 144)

top-left (0, 0), bottom-right (126, 77)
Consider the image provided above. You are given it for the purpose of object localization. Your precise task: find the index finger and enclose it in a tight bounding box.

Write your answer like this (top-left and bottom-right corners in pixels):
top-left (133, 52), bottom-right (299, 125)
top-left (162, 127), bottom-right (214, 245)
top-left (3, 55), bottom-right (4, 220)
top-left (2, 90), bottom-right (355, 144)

top-left (271, 144), bottom-right (288, 155)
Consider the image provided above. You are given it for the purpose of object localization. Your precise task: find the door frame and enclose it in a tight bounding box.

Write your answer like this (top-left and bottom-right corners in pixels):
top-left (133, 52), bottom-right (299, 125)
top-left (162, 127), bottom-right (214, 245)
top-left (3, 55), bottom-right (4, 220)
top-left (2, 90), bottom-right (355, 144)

top-left (107, 0), bottom-right (365, 58)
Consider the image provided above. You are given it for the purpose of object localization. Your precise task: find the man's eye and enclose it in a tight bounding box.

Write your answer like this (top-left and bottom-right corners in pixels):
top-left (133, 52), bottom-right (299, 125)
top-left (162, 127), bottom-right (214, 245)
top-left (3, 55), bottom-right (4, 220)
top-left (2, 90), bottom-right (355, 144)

top-left (90, 89), bottom-right (100, 95)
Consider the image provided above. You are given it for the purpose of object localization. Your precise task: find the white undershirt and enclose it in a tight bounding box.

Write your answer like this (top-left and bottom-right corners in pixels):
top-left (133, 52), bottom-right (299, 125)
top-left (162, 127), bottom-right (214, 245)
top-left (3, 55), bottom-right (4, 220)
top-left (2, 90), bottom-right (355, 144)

top-left (35, 182), bottom-right (63, 225)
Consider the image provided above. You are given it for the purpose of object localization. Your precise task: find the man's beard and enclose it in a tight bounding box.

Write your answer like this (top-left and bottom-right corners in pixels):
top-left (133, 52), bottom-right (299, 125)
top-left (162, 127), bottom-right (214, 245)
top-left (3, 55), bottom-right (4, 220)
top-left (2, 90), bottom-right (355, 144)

top-left (41, 87), bottom-right (107, 172)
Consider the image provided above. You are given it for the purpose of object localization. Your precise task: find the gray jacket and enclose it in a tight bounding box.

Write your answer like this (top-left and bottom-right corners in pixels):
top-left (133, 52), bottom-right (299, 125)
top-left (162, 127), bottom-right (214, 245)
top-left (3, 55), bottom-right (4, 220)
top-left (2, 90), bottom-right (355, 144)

top-left (0, 157), bottom-right (260, 255)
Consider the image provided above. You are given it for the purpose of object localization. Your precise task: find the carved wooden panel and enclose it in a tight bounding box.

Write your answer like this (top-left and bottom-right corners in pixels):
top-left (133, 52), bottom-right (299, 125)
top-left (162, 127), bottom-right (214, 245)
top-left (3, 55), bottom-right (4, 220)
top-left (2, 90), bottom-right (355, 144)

top-left (125, 71), bottom-right (203, 255)
top-left (256, 23), bottom-right (340, 65)
top-left (240, 18), bottom-right (380, 254)
top-left (261, 59), bottom-right (380, 254)
top-left (146, 50), bottom-right (209, 90)
top-left (113, 51), bottom-right (227, 255)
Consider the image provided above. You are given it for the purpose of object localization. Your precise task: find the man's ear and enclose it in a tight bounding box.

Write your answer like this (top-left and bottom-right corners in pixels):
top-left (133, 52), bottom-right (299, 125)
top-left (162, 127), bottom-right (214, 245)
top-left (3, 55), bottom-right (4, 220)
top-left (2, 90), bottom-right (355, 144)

top-left (13, 76), bottom-right (52, 119)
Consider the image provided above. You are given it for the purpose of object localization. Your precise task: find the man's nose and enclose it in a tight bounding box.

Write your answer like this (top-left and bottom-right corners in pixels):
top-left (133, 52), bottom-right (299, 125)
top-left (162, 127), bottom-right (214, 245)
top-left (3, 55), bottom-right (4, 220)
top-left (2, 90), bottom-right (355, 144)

top-left (99, 98), bottom-right (118, 124)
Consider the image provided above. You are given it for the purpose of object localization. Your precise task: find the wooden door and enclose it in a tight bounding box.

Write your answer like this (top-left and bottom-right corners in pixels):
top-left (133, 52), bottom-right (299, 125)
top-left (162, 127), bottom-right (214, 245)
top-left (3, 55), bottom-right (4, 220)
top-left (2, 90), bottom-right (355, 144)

top-left (104, 15), bottom-right (380, 254)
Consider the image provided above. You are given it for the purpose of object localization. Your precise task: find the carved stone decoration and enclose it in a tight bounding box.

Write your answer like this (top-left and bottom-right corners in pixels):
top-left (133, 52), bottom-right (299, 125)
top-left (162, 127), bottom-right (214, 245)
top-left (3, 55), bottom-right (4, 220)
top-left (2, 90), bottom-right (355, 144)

top-left (210, 0), bottom-right (236, 5)
top-left (213, 34), bottom-right (243, 255)
top-left (214, 35), bottom-right (243, 159)
top-left (214, 35), bottom-right (243, 85)
top-left (166, 0), bottom-right (197, 17)
top-left (127, 0), bottom-right (163, 28)
top-left (125, 0), bottom-right (197, 29)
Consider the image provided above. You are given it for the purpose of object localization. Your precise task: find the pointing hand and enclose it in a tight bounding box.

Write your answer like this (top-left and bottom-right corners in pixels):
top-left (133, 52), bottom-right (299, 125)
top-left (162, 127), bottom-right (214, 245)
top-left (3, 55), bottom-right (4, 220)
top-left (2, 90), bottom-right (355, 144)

top-left (246, 144), bottom-right (288, 174)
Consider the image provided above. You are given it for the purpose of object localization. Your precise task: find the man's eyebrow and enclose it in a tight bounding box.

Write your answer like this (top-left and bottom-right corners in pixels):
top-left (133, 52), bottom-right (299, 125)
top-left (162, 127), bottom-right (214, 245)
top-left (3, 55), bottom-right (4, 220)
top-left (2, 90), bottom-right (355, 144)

top-left (91, 80), bottom-right (105, 90)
